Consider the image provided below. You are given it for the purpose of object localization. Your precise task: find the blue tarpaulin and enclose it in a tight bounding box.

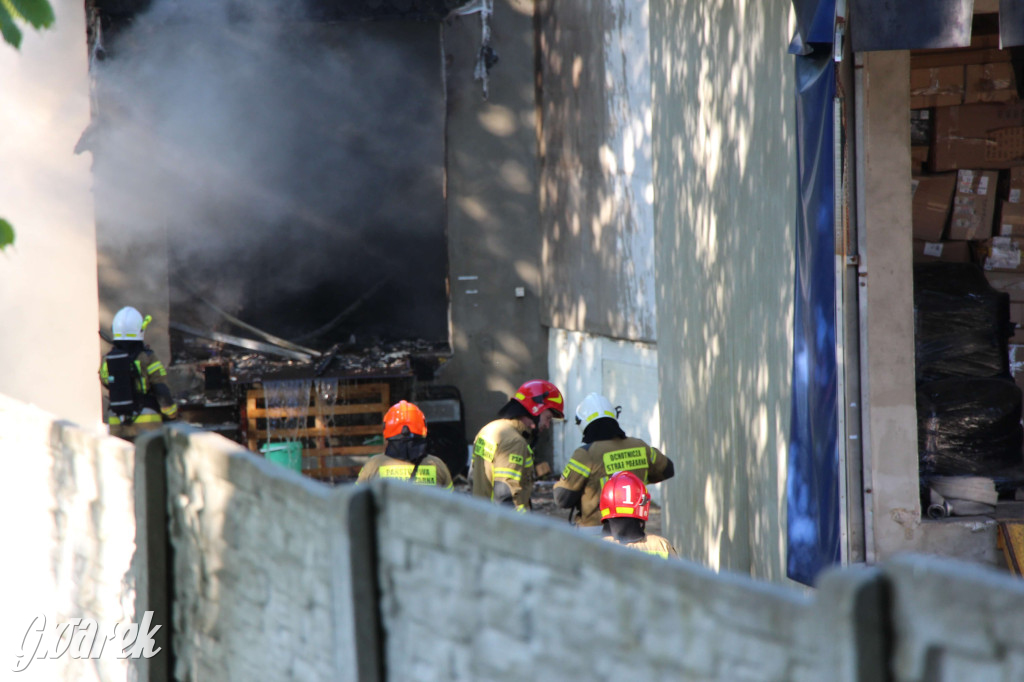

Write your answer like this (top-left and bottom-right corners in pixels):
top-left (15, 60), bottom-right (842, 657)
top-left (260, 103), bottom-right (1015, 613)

top-left (792, 0), bottom-right (835, 46)
top-left (786, 44), bottom-right (840, 586)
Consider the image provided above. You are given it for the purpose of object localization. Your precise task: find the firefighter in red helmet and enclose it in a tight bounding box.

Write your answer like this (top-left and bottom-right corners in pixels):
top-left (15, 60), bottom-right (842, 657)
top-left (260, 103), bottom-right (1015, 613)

top-left (471, 379), bottom-right (564, 511)
top-left (357, 400), bottom-right (453, 489)
top-left (600, 471), bottom-right (676, 558)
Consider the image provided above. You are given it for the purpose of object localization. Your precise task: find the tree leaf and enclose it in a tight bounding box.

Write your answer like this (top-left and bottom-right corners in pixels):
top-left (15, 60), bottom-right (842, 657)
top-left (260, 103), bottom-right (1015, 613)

top-left (9, 0), bottom-right (53, 29)
top-left (0, 5), bottom-right (24, 49)
top-left (0, 219), bottom-right (15, 251)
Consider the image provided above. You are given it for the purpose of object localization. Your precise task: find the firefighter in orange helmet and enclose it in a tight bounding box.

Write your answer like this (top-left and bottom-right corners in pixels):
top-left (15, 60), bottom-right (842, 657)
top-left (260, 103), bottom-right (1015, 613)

top-left (357, 400), bottom-right (453, 489)
top-left (553, 392), bottom-right (674, 531)
top-left (600, 471), bottom-right (677, 558)
top-left (471, 379), bottom-right (564, 511)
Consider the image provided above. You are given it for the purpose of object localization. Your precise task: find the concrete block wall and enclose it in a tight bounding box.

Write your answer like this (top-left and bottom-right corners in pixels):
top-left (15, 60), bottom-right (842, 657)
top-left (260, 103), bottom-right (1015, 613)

top-left (372, 482), bottom-right (824, 681)
top-left (8, 392), bottom-right (1024, 682)
top-left (0, 394), bottom-right (137, 682)
top-left (164, 427), bottom-right (362, 681)
top-left (168, 451), bottom-right (1024, 682)
top-left (885, 554), bottom-right (1024, 680)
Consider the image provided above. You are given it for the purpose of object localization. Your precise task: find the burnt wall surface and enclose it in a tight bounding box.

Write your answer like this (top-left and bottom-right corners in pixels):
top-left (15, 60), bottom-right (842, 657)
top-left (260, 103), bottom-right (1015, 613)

top-left (92, 1), bottom-right (448, 353)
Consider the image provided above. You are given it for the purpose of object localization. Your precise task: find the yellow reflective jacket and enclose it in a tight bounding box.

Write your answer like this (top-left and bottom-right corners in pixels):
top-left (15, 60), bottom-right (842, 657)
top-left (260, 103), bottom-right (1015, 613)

top-left (603, 533), bottom-right (677, 559)
top-left (554, 437), bottom-right (672, 527)
top-left (471, 418), bottom-right (534, 511)
top-left (356, 453), bottom-right (454, 490)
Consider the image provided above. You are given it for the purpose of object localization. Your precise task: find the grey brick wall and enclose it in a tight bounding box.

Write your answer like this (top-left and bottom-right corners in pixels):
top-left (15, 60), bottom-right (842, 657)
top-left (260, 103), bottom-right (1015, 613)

top-left (0, 395), bottom-right (137, 681)
top-left (372, 482), bottom-right (821, 681)
top-left (8, 393), bottom-right (1024, 682)
top-left (885, 554), bottom-right (1024, 681)
top-left (165, 428), bottom-right (360, 681)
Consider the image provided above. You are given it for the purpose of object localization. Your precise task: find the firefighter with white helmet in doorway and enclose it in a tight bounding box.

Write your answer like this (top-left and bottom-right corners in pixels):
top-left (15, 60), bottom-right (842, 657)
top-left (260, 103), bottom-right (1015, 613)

top-left (601, 471), bottom-right (677, 558)
top-left (357, 400), bottom-right (453, 489)
top-left (98, 306), bottom-right (178, 441)
top-left (471, 379), bottom-right (565, 511)
top-left (553, 392), bottom-right (674, 530)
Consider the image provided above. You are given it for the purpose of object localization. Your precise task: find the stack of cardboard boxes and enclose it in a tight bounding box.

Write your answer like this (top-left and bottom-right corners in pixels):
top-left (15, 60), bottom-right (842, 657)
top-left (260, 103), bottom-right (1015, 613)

top-left (909, 26), bottom-right (1024, 393)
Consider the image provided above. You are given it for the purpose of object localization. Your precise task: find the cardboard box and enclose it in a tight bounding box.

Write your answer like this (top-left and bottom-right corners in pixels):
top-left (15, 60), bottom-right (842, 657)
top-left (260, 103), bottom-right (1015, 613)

top-left (931, 102), bottom-right (1024, 171)
top-left (911, 66), bottom-right (964, 108)
top-left (910, 28), bottom-right (1007, 69)
top-left (912, 47), bottom-right (1011, 69)
top-left (911, 146), bottom-right (930, 174)
top-left (912, 173), bottom-right (957, 241)
top-left (998, 200), bottom-right (1024, 236)
top-left (985, 271), bottom-right (1024, 301)
top-left (1004, 166), bottom-right (1024, 203)
top-left (949, 169), bottom-right (998, 240)
top-left (964, 63), bottom-right (1019, 104)
top-left (982, 236), bottom-right (1024, 272)
top-left (913, 239), bottom-right (972, 263)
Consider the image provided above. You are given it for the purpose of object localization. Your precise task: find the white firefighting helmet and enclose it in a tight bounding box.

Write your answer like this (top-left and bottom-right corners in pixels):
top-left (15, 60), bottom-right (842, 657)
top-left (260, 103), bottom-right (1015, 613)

top-left (112, 306), bottom-right (150, 341)
top-left (574, 392), bottom-right (619, 433)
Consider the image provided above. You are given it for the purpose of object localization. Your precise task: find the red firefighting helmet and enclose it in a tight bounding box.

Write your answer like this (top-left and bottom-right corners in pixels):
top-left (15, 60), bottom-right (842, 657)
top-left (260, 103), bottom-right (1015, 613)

top-left (600, 471), bottom-right (651, 521)
top-left (383, 400), bottom-right (427, 439)
top-left (513, 379), bottom-right (565, 418)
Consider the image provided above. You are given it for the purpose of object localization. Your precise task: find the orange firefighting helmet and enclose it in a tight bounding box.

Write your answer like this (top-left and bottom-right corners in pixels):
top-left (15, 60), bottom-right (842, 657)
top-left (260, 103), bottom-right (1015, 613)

top-left (383, 400), bottom-right (427, 439)
top-left (513, 379), bottom-right (565, 418)
top-left (600, 471), bottom-right (651, 521)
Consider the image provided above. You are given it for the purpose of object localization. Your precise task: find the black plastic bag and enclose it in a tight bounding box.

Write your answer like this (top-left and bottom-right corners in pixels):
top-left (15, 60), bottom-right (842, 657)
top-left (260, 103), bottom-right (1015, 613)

top-left (914, 263), bottom-right (1012, 382)
top-left (918, 377), bottom-right (1023, 476)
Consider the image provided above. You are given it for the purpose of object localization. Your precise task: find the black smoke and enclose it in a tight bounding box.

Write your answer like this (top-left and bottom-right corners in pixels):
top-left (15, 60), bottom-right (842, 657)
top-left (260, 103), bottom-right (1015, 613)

top-left (91, 0), bottom-right (448, 350)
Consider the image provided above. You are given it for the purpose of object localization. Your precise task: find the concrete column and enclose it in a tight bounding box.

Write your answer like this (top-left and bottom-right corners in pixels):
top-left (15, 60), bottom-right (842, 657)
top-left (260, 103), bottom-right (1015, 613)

top-left (856, 51), bottom-right (923, 558)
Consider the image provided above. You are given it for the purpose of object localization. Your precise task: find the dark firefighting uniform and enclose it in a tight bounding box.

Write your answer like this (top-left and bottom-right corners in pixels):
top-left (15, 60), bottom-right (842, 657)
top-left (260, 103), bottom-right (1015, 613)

top-left (357, 453), bottom-right (454, 489)
top-left (471, 418), bottom-right (535, 511)
top-left (99, 346), bottom-right (178, 440)
top-left (554, 437), bottom-right (672, 527)
top-left (603, 533), bottom-right (677, 558)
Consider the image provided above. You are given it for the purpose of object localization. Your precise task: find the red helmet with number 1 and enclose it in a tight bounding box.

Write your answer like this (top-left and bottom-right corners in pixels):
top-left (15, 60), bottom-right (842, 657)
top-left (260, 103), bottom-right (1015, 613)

top-left (600, 471), bottom-right (651, 521)
top-left (513, 379), bottom-right (565, 418)
top-left (383, 400), bottom-right (427, 439)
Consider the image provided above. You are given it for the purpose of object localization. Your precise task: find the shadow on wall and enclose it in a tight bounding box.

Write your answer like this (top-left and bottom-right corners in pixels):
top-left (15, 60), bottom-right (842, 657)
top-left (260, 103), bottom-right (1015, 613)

top-left (650, 0), bottom-right (796, 580)
top-left (537, 0), bottom-right (657, 343)
top-left (439, 4), bottom-right (551, 442)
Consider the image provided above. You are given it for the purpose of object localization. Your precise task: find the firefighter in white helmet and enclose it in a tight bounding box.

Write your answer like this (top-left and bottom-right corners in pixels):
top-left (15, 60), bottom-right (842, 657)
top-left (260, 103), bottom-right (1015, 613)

top-left (471, 379), bottom-right (565, 511)
top-left (601, 471), bottom-right (677, 558)
top-left (553, 392), bottom-right (674, 531)
top-left (98, 306), bottom-right (178, 441)
top-left (357, 400), bottom-right (453, 489)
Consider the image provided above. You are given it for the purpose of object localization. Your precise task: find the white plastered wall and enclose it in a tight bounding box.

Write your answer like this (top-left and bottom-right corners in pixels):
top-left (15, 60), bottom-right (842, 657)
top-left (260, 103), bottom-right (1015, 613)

top-left (0, 0), bottom-right (101, 429)
top-left (548, 329), bottom-right (662, 503)
top-left (540, 0), bottom-right (661, 497)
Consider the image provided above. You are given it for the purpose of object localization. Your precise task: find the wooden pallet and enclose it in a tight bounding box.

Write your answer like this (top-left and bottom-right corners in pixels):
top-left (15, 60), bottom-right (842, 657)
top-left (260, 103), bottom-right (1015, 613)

top-left (246, 381), bottom-right (390, 481)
